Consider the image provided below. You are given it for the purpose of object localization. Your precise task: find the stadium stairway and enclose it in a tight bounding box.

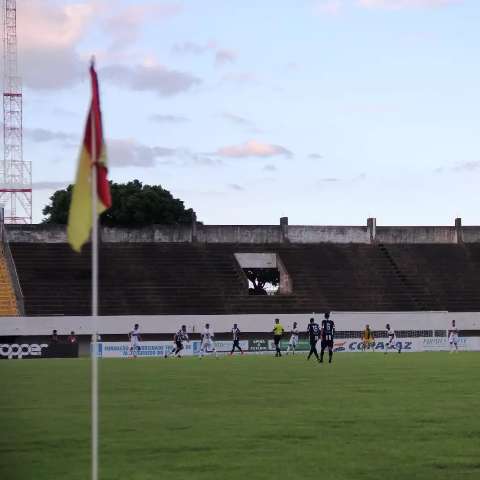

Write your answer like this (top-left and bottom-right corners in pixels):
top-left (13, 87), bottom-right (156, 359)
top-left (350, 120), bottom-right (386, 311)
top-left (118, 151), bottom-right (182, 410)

top-left (0, 252), bottom-right (19, 315)
top-left (382, 244), bottom-right (480, 312)
top-left (9, 242), bottom-right (480, 316)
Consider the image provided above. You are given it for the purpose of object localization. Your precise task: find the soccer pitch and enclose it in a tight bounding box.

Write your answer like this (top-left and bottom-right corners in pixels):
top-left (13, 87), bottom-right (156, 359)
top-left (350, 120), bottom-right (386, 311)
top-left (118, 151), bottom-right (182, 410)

top-left (1, 353), bottom-right (479, 480)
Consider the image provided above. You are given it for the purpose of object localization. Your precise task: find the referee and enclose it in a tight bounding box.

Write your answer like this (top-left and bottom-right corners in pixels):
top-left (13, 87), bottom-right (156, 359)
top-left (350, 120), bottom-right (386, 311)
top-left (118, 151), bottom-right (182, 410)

top-left (272, 318), bottom-right (285, 357)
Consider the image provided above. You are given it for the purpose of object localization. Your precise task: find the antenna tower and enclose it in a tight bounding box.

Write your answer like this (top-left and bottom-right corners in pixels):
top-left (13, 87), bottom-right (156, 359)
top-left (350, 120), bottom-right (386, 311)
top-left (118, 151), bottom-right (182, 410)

top-left (0, 0), bottom-right (31, 223)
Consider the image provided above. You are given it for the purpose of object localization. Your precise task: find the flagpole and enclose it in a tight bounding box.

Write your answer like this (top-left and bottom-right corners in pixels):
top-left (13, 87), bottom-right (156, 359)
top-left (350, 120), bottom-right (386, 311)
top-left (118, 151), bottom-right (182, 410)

top-left (91, 91), bottom-right (99, 480)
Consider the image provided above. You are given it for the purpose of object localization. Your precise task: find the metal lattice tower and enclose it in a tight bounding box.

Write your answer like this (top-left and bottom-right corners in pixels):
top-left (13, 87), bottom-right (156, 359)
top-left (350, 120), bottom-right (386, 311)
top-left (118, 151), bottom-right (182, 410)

top-left (0, 0), bottom-right (31, 224)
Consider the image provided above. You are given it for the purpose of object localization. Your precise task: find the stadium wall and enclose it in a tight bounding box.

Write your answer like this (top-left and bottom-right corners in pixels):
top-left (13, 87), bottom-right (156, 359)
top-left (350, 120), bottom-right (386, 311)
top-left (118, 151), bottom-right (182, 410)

top-left (4, 218), bottom-right (474, 244)
top-left (2, 312), bottom-right (479, 357)
top-left (1, 311), bottom-right (479, 337)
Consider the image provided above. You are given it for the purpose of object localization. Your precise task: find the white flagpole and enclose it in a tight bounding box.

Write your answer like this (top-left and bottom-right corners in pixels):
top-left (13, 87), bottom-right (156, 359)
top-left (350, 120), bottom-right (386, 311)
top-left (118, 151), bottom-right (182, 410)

top-left (90, 97), bottom-right (99, 480)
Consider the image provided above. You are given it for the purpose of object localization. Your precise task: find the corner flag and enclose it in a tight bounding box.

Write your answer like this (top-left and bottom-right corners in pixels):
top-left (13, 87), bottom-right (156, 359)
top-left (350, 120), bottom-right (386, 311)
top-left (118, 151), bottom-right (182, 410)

top-left (67, 61), bottom-right (111, 252)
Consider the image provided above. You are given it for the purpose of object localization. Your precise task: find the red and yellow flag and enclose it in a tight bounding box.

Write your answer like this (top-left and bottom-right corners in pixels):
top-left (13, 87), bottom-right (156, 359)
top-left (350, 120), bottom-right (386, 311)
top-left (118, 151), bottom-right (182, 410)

top-left (67, 62), bottom-right (111, 252)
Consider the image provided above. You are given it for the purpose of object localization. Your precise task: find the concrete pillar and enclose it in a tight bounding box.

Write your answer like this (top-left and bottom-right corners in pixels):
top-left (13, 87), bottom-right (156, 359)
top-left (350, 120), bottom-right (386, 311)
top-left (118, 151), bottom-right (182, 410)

top-left (0, 207), bottom-right (4, 253)
top-left (277, 254), bottom-right (293, 294)
top-left (191, 212), bottom-right (197, 243)
top-left (367, 217), bottom-right (376, 244)
top-left (0, 207), bottom-right (4, 243)
top-left (455, 217), bottom-right (463, 244)
top-left (280, 217), bottom-right (289, 243)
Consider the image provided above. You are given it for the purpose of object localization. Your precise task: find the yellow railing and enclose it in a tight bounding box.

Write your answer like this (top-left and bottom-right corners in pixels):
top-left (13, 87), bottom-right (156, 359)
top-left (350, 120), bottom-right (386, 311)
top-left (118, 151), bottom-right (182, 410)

top-left (0, 255), bottom-right (18, 315)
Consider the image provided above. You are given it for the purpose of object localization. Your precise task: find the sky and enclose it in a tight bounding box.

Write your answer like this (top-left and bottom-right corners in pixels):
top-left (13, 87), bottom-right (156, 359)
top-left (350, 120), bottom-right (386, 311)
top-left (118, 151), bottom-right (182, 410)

top-left (10, 0), bottom-right (480, 225)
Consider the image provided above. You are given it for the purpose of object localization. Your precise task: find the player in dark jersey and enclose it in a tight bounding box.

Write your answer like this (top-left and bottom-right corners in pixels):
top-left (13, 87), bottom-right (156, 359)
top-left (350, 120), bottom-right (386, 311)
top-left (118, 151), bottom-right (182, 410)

top-left (230, 323), bottom-right (244, 355)
top-left (166, 325), bottom-right (189, 358)
top-left (306, 317), bottom-right (321, 362)
top-left (320, 311), bottom-right (335, 363)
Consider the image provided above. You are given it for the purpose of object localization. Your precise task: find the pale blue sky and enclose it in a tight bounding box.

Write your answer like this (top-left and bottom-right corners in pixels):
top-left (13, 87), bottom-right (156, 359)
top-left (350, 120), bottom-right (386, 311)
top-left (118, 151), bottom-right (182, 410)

top-left (16, 0), bottom-right (480, 225)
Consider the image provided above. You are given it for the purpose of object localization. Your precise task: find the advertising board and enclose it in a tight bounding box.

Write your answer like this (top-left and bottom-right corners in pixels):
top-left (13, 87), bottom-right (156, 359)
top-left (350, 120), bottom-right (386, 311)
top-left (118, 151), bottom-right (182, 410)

top-left (248, 339), bottom-right (269, 351)
top-left (260, 337), bottom-right (480, 353)
top-left (97, 340), bottom-right (249, 358)
top-left (332, 337), bottom-right (480, 352)
top-left (0, 343), bottom-right (78, 359)
top-left (0, 343), bottom-right (48, 359)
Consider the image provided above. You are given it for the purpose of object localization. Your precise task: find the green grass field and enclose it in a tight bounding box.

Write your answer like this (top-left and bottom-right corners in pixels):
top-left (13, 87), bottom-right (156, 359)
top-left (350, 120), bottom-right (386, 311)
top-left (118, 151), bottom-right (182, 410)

top-left (1, 352), bottom-right (480, 480)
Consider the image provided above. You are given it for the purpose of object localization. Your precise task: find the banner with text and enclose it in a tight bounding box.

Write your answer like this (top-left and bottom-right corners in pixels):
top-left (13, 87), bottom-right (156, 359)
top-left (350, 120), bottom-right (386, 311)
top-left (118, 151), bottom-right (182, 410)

top-left (97, 340), bottom-right (249, 358)
top-left (263, 337), bottom-right (480, 353)
top-left (95, 337), bottom-right (480, 357)
top-left (332, 337), bottom-right (480, 353)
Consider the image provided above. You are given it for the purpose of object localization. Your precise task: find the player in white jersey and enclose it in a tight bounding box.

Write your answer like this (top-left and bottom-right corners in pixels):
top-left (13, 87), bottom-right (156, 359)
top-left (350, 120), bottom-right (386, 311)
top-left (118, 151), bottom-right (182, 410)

top-left (129, 323), bottom-right (141, 358)
top-left (199, 323), bottom-right (218, 358)
top-left (448, 319), bottom-right (459, 353)
top-left (385, 323), bottom-right (401, 354)
top-left (286, 322), bottom-right (299, 355)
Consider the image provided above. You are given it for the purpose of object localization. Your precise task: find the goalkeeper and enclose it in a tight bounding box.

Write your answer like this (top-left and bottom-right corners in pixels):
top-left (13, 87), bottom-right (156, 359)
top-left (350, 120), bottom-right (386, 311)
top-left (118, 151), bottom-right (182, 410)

top-left (362, 324), bottom-right (375, 351)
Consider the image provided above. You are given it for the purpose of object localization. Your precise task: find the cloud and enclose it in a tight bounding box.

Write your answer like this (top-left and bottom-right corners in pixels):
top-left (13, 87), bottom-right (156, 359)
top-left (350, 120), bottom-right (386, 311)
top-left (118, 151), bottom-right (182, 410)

top-left (222, 113), bottom-right (253, 126)
top-left (216, 140), bottom-right (292, 159)
top-left (17, 1), bottom-right (184, 91)
top-left (314, 0), bottom-right (344, 15)
top-left (52, 107), bottom-right (79, 118)
top-left (353, 173), bottom-right (367, 181)
top-left (221, 113), bottom-right (262, 134)
top-left (308, 153), bottom-right (324, 159)
top-left (452, 161), bottom-right (480, 173)
top-left (103, 3), bottom-right (182, 50)
top-left (106, 139), bottom-right (221, 168)
top-left (357, 0), bottom-right (460, 9)
top-left (25, 127), bottom-right (77, 143)
top-left (174, 150), bottom-right (222, 167)
top-left (149, 114), bottom-right (190, 124)
top-left (221, 72), bottom-right (258, 85)
top-left (228, 184), bottom-right (245, 191)
top-left (24, 124), bottom-right (220, 169)
top-left (285, 62), bottom-right (301, 71)
top-left (172, 40), bottom-right (238, 67)
top-left (101, 63), bottom-right (201, 96)
top-left (215, 49), bottom-right (237, 66)
top-left (312, 0), bottom-right (460, 15)
top-left (107, 139), bottom-right (176, 167)
top-left (21, 48), bottom-right (85, 90)
top-left (33, 181), bottom-right (69, 190)
top-left (18, 0), bottom-right (95, 89)
top-left (20, 0), bottom-right (95, 52)
top-left (172, 41), bottom-right (215, 55)
top-left (435, 161), bottom-right (480, 174)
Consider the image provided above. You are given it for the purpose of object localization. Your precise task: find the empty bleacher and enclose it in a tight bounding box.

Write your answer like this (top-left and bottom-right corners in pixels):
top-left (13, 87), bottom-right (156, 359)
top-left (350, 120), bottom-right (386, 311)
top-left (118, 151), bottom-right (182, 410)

top-left (383, 244), bottom-right (480, 312)
top-left (9, 242), bottom-right (480, 316)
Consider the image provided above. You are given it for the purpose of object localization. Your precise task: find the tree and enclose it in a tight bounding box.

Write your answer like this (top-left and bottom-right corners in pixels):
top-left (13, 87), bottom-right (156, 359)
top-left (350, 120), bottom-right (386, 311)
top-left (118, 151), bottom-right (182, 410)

top-left (42, 180), bottom-right (197, 226)
top-left (42, 186), bottom-right (72, 224)
top-left (244, 268), bottom-right (280, 295)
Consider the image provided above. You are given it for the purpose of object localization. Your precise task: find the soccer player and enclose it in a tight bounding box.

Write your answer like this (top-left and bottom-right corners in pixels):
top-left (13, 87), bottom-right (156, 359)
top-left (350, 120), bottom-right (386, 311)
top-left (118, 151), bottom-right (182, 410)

top-left (286, 322), bottom-right (299, 355)
top-left (167, 325), bottom-right (189, 358)
top-left (230, 323), bottom-right (244, 355)
top-left (385, 323), bottom-right (401, 354)
top-left (199, 323), bottom-right (217, 358)
top-left (320, 311), bottom-right (335, 363)
top-left (128, 323), bottom-right (141, 358)
top-left (448, 319), bottom-right (459, 353)
top-left (362, 324), bottom-right (375, 351)
top-left (272, 318), bottom-right (285, 357)
top-left (306, 317), bottom-right (321, 362)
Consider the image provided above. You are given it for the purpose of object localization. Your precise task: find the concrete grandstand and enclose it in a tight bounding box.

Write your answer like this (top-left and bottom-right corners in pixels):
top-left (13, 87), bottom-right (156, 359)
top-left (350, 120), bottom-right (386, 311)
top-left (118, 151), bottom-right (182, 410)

top-left (4, 217), bottom-right (480, 317)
